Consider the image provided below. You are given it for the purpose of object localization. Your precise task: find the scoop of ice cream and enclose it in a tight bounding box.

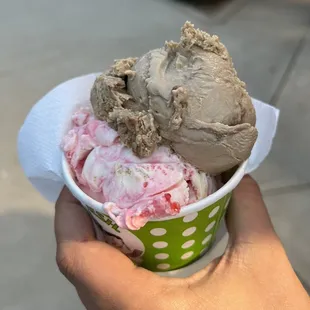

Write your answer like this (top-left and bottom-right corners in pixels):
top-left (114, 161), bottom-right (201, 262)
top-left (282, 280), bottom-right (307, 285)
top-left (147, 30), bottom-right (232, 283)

top-left (91, 22), bottom-right (258, 174)
top-left (62, 108), bottom-right (217, 230)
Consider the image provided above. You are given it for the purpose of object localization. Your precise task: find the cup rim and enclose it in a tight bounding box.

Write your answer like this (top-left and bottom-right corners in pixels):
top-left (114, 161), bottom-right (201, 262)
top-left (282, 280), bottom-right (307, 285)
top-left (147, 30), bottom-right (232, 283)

top-left (62, 153), bottom-right (247, 222)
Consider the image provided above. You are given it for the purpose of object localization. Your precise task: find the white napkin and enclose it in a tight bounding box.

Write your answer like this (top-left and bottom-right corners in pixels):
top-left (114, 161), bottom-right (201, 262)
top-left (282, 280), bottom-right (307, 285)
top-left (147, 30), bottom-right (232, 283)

top-left (17, 73), bottom-right (279, 203)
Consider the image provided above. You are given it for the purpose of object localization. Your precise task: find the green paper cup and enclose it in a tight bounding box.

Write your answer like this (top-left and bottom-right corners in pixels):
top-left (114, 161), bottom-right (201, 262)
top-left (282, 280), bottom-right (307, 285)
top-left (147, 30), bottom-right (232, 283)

top-left (62, 154), bottom-right (247, 272)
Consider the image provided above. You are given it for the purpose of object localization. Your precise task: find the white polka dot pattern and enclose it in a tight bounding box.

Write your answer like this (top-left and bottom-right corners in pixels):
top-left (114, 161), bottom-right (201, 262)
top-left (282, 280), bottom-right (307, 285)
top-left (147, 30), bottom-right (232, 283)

top-left (200, 248), bottom-right (208, 256)
top-left (183, 212), bottom-right (198, 223)
top-left (209, 206), bottom-right (220, 218)
top-left (182, 227), bottom-right (196, 237)
top-left (202, 234), bottom-right (212, 245)
top-left (205, 221), bottom-right (216, 232)
top-left (153, 241), bottom-right (168, 249)
top-left (155, 253), bottom-right (169, 260)
top-left (181, 251), bottom-right (194, 260)
top-left (150, 228), bottom-right (167, 236)
top-left (157, 263), bottom-right (171, 270)
top-left (182, 240), bottom-right (195, 249)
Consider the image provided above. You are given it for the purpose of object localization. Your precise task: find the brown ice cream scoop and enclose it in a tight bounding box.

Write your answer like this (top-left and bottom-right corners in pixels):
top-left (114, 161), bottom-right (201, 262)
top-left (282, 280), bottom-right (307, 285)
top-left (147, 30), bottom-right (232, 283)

top-left (91, 21), bottom-right (258, 174)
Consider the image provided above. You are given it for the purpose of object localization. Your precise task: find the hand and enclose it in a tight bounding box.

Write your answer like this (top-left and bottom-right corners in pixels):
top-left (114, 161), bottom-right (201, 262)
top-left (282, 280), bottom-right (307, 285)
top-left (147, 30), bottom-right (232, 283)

top-left (55, 176), bottom-right (310, 310)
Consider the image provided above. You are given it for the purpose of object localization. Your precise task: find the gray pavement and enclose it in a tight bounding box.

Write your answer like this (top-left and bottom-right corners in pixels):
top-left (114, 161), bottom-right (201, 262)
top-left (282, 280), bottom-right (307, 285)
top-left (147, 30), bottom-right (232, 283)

top-left (1, 0), bottom-right (310, 308)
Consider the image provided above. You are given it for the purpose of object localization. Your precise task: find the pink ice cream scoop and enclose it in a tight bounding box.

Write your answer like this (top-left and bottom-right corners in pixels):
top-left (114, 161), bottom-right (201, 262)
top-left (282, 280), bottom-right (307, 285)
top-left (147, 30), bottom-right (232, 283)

top-left (62, 108), bottom-right (217, 230)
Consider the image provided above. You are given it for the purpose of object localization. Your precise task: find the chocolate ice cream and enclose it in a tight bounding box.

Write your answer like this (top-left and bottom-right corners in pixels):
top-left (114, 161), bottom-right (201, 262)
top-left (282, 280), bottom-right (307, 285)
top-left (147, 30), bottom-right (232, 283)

top-left (91, 21), bottom-right (257, 174)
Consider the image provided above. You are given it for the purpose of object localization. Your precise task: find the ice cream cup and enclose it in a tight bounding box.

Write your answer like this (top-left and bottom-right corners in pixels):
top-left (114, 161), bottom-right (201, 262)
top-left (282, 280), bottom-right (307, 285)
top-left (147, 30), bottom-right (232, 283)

top-left (62, 153), bottom-right (248, 272)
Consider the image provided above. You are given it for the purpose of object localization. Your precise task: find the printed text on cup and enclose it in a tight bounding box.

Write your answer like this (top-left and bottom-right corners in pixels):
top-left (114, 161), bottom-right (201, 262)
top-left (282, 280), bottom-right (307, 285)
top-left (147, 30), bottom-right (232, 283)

top-left (87, 206), bottom-right (120, 233)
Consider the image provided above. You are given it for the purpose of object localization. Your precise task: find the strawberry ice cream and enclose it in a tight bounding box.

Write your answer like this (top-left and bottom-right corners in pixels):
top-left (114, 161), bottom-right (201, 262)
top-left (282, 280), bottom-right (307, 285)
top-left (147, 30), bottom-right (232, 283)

top-left (62, 108), bottom-right (217, 230)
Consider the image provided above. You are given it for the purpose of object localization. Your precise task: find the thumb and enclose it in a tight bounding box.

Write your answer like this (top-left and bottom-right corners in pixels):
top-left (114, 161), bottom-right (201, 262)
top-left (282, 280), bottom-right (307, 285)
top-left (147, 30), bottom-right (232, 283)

top-left (54, 187), bottom-right (96, 245)
top-left (54, 187), bottom-right (164, 309)
top-left (226, 175), bottom-right (279, 247)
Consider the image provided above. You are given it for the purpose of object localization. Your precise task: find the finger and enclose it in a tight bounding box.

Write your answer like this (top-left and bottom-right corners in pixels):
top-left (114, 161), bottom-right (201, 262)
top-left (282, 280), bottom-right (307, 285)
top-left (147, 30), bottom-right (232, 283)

top-left (55, 188), bottom-right (136, 293)
top-left (70, 242), bottom-right (168, 308)
top-left (55, 187), bottom-right (171, 308)
top-left (55, 186), bottom-right (96, 245)
top-left (57, 233), bottom-right (170, 310)
top-left (226, 175), bottom-right (279, 247)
